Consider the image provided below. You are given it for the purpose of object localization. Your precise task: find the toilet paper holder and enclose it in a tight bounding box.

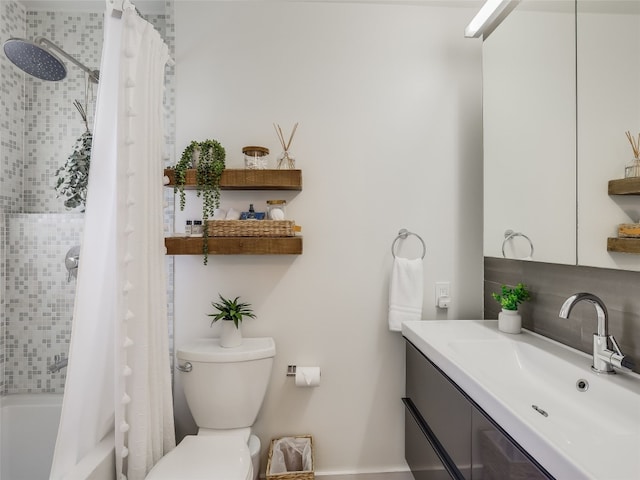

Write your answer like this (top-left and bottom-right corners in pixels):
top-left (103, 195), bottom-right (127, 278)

top-left (286, 365), bottom-right (321, 387)
top-left (286, 365), bottom-right (320, 376)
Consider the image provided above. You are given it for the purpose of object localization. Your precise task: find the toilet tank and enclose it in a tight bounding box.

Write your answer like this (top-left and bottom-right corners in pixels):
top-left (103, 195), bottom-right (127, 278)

top-left (177, 337), bottom-right (275, 429)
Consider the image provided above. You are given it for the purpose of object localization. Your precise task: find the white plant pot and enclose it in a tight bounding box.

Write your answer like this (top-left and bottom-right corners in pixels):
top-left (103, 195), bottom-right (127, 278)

top-left (220, 320), bottom-right (242, 348)
top-left (498, 309), bottom-right (522, 334)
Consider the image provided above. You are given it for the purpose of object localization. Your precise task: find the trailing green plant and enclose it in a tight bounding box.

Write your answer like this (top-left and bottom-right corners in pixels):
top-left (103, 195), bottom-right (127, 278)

top-left (492, 283), bottom-right (530, 311)
top-left (208, 294), bottom-right (256, 329)
top-left (54, 100), bottom-right (92, 211)
top-left (173, 139), bottom-right (226, 264)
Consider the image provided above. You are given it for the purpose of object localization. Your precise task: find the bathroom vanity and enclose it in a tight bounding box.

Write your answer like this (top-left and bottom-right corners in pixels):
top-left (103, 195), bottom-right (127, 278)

top-left (402, 320), bottom-right (640, 480)
top-left (404, 340), bottom-right (550, 479)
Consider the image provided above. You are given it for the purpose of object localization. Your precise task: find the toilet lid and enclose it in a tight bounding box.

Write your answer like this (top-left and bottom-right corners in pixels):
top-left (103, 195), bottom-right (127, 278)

top-left (146, 435), bottom-right (252, 480)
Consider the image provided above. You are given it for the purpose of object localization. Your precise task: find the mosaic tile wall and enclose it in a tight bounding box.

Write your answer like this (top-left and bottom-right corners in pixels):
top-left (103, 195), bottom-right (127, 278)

top-left (0, 0), bottom-right (26, 395)
top-left (5, 214), bottom-right (82, 393)
top-left (0, 213), bottom-right (6, 393)
top-left (1, 1), bottom-right (176, 394)
top-left (24, 9), bottom-right (102, 214)
top-left (0, 0), bottom-right (25, 214)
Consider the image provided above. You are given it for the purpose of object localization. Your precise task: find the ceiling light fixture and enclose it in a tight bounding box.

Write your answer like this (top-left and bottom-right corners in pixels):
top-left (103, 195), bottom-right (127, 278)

top-left (464, 0), bottom-right (521, 39)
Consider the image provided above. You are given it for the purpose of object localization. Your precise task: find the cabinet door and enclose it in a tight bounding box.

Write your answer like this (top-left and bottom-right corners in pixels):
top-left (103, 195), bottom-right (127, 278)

top-left (471, 407), bottom-right (551, 480)
top-left (404, 399), bottom-right (459, 480)
top-left (406, 341), bottom-right (472, 479)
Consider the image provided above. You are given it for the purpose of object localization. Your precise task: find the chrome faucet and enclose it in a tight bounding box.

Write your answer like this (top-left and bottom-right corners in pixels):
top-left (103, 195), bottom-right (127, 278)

top-left (47, 354), bottom-right (68, 373)
top-left (559, 293), bottom-right (634, 374)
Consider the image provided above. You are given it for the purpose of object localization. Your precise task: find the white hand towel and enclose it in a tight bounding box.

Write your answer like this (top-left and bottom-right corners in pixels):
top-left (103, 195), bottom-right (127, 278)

top-left (388, 257), bottom-right (423, 332)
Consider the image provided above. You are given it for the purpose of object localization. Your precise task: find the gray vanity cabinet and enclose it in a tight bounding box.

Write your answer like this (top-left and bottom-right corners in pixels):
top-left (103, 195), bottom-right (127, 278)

top-left (404, 340), bottom-right (552, 480)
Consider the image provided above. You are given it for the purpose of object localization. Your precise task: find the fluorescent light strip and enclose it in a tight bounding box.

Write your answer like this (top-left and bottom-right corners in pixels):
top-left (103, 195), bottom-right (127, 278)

top-left (464, 0), bottom-right (520, 39)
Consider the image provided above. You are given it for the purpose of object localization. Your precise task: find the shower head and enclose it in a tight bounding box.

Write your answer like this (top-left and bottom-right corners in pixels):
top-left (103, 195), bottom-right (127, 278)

top-left (3, 37), bottom-right (99, 83)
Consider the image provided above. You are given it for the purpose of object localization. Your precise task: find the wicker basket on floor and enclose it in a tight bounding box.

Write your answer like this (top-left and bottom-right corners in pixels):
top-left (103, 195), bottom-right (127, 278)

top-left (266, 435), bottom-right (314, 480)
top-left (207, 220), bottom-right (296, 237)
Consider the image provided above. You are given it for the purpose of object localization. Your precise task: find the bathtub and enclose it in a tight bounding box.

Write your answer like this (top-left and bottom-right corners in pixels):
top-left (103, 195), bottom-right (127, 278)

top-left (0, 394), bottom-right (115, 480)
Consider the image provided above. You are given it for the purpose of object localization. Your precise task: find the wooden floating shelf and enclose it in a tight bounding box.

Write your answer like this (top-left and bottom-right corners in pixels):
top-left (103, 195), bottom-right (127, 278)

top-left (165, 236), bottom-right (303, 255)
top-left (607, 237), bottom-right (640, 254)
top-left (608, 177), bottom-right (640, 195)
top-left (164, 168), bottom-right (302, 191)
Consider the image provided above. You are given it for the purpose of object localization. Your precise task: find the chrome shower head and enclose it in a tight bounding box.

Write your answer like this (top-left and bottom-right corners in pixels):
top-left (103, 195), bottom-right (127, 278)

top-left (3, 37), bottom-right (99, 83)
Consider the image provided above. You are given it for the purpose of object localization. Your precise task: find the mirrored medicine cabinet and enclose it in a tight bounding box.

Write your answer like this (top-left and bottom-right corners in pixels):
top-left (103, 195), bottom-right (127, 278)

top-left (483, 0), bottom-right (640, 271)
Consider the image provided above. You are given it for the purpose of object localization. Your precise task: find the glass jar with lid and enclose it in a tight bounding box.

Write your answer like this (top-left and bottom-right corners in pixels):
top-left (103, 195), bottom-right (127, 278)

top-left (243, 146), bottom-right (269, 170)
top-left (266, 200), bottom-right (287, 220)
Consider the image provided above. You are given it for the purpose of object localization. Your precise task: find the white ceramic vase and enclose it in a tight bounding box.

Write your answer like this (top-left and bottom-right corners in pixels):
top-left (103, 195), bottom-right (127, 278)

top-left (220, 320), bottom-right (242, 348)
top-left (498, 308), bottom-right (521, 334)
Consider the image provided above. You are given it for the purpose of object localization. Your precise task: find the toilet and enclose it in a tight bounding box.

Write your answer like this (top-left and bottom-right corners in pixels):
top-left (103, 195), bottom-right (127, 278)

top-left (146, 337), bottom-right (276, 480)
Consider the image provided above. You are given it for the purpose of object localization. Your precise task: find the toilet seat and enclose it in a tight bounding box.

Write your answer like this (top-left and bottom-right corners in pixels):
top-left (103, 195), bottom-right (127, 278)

top-left (145, 435), bottom-right (252, 480)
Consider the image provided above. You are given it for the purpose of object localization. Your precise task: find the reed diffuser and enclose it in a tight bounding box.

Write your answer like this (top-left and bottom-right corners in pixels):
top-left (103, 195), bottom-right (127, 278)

top-left (274, 122), bottom-right (298, 169)
top-left (625, 131), bottom-right (640, 178)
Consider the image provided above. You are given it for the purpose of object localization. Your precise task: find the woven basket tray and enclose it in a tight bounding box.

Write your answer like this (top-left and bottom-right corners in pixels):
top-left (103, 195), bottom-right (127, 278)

top-left (266, 435), bottom-right (314, 480)
top-left (207, 220), bottom-right (296, 237)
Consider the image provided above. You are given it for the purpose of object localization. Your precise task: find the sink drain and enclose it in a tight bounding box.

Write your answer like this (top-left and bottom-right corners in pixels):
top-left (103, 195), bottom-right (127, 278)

top-left (576, 379), bottom-right (589, 392)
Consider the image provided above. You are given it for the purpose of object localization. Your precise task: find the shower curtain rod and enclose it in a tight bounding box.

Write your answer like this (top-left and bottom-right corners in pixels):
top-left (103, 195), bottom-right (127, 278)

top-left (106, 0), bottom-right (175, 67)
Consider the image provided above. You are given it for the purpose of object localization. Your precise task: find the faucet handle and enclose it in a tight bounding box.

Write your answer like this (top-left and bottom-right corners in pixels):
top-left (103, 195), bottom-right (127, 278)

top-left (609, 335), bottom-right (635, 371)
top-left (610, 335), bottom-right (622, 355)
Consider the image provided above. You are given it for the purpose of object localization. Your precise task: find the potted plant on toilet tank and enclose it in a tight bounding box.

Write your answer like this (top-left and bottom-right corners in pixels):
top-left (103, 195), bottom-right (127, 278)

top-left (492, 283), bottom-right (530, 334)
top-left (208, 294), bottom-right (256, 348)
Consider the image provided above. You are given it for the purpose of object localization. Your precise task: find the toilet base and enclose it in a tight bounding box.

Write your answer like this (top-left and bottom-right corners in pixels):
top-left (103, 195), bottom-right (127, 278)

top-left (249, 434), bottom-right (260, 480)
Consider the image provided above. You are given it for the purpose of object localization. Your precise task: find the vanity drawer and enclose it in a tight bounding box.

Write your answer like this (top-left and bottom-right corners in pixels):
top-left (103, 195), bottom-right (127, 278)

top-left (406, 341), bottom-right (471, 479)
top-left (404, 398), bottom-right (460, 480)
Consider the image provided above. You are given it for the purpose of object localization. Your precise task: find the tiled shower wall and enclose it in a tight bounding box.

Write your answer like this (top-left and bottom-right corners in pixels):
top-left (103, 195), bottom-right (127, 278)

top-left (5, 214), bottom-right (82, 392)
top-left (0, 0), bottom-right (175, 394)
top-left (485, 257), bottom-right (640, 375)
top-left (0, 0), bottom-right (27, 394)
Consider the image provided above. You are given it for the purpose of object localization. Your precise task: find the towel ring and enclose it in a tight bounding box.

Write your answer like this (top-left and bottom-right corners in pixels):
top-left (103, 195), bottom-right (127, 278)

top-left (501, 229), bottom-right (534, 259)
top-left (392, 229), bottom-right (426, 259)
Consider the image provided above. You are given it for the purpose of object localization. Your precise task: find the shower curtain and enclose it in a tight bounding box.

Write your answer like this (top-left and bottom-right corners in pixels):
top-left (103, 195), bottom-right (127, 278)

top-left (50, 3), bottom-right (175, 479)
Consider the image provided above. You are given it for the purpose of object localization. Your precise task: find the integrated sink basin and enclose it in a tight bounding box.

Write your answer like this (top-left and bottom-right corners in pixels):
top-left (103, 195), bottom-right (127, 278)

top-left (402, 320), bottom-right (640, 480)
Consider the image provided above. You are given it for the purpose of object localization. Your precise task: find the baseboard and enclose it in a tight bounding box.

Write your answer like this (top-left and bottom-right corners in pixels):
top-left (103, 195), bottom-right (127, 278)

top-left (261, 471), bottom-right (413, 480)
top-left (316, 473), bottom-right (413, 480)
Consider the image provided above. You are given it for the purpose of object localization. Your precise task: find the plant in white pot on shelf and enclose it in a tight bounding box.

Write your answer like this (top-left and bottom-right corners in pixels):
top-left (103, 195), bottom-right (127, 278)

top-left (492, 283), bottom-right (530, 334)
top-left (208, 294), bottom-right (256, 348)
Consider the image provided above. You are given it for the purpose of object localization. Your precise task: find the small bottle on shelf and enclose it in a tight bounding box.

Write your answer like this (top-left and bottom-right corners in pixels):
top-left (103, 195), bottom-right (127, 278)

top-left (191, 220), bottom-right (203, 236)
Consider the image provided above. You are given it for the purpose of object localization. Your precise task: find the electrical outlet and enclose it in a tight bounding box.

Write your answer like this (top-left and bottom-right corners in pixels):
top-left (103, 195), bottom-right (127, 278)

top-left (435, 281), bottom-right (451, 308)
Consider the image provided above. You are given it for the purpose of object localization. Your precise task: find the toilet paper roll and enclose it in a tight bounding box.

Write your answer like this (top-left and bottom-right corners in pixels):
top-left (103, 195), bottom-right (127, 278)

top-left (294, 366), bottom-right (321, 387)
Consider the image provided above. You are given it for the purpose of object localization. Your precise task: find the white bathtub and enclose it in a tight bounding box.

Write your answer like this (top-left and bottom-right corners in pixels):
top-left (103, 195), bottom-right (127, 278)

top-left (0, 394), bottom-right (115, 480)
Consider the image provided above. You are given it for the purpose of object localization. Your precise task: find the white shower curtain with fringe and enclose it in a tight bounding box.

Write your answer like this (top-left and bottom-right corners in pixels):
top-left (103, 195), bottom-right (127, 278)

top-left (50, 3), bottom-right (175, 480)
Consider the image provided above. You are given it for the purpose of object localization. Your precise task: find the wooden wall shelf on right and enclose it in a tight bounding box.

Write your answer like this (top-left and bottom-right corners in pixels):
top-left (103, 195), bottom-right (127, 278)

top-left (608, 177), bottom-right (640, 195)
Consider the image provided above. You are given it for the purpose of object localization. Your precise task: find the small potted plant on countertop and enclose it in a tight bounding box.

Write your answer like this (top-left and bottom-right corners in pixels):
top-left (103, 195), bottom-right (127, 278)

top-left (492, 283), bottom-right (530, 334)
top-left (208, 294), bottom-right (256, 348)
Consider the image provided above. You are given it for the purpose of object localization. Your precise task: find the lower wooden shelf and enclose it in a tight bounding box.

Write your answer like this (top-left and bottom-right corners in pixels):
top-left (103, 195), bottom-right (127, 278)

top-left (165, 236), bottom-right (303, 255)
top-left (608, 177), bottom-right (640, 195)
top-left (607, 237), bottom-right (640, 254)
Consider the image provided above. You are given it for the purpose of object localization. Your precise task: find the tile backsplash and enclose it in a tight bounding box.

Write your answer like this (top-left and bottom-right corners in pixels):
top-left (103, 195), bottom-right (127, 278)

top-left (485, 257), bottom-right (640, 374)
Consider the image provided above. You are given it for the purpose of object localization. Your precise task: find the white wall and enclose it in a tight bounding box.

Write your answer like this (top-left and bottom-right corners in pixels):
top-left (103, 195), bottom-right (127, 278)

top-left (174, 1), bottom-right (483, 475)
